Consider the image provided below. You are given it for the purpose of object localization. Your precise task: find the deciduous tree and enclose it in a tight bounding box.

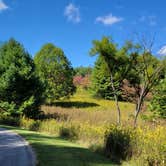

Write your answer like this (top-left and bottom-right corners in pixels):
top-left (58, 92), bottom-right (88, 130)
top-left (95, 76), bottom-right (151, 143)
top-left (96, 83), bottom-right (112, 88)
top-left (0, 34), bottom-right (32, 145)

top-left (90, 37), bottom-right (131, 124)
top-left (127, 38), bottom-right (165, 126)
top-left (34, 43), bottom-right (75, 103)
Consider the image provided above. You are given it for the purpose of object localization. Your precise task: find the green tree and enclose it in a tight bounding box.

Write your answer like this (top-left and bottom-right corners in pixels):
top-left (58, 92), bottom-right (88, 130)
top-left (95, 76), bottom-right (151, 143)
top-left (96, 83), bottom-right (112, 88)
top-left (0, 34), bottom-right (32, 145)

top-left (150, 77), bottom-right (166, 118)
top-left (149, 59), bottom-right (166, 118)
top-left (34, 43), bottom-right (75, 103)
top-left (127, 41), bottom-right (165, 126)
top-left (90, 37), bottom-right (131, 124)
top-left (91, 56), bottom-right (114, 99)
top-left (0, 39), bottom-right (44, 118)
top-left (74, 66), bottom-right (92, 77)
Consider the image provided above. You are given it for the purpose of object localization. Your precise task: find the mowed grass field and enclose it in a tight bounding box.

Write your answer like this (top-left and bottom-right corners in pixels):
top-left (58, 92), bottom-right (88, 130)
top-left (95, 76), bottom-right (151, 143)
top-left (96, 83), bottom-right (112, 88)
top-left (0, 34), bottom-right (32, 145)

top-left (0, 125), bottom-right (115, 166)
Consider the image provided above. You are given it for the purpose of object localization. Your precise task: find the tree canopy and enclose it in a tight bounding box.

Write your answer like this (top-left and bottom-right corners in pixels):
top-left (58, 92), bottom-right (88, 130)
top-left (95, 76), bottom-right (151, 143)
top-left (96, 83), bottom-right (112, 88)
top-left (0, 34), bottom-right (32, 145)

top-left (150, 77), bottom-right (166, 118)
top-left (91, 55), bottom-right (113, 99)
top-left (90, 37), bottom-right (131, 124)
top-left (0, 39), bottom-right (44, 118)
top-left (34, 43), bottom-right (76, 103)
top-left (74, 66), bottom-right (92, 77)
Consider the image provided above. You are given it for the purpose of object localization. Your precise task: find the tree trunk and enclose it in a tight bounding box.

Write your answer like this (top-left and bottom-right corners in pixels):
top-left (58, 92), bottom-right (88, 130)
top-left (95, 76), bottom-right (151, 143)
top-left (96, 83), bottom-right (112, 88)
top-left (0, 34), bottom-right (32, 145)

top-left (134, 103), bottom-right (141, 128)
top-left (110, 73), bottom-right (121, 124)
top-left (134, 89), bottom-right (144, 127)
top-left (115, 96), bottom-right (121, 124)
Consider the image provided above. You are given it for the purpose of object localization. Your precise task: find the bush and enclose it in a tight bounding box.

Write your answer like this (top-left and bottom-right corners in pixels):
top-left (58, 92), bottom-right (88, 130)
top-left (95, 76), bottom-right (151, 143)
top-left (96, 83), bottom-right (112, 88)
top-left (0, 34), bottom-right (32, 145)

top-left (59, 125), bottom-right (79, 140)
top-left (104, 125), bottom-right (134, 163)
top-left (20, 117), bottom-right (41, 131)
top-left (29, 120), bottom-right (41, 131)
top-left (0, 114), bottom-right (20, 126)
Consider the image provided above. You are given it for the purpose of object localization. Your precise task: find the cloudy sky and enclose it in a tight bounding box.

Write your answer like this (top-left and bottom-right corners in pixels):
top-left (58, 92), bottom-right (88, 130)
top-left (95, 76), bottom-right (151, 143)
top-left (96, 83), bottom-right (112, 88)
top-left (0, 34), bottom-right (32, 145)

top-left (0, 0), bottom-right (166, 66)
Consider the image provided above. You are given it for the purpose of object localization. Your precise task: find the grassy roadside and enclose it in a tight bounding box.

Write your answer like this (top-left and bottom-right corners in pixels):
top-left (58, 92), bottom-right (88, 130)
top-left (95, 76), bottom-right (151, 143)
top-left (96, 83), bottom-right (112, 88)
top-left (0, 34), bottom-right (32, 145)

top-left (0, 125), bottom-right (115, 166)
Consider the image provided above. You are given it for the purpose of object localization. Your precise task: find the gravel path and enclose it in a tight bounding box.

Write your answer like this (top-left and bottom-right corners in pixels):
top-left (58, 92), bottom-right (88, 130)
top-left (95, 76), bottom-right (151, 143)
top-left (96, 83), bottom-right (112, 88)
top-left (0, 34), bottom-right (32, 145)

top-left (0, 128), bottom-right (36, 166)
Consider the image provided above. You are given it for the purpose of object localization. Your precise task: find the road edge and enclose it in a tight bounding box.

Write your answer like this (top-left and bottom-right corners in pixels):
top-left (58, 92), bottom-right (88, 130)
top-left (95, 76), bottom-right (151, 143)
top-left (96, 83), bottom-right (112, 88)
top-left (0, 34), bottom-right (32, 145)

top-left (0, 127), bottom-right (37, 166)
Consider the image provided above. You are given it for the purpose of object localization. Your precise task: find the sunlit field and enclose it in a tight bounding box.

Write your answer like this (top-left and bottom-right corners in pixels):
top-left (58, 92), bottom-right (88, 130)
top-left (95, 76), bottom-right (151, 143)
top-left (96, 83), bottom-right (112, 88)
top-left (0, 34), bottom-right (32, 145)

top-left (42, 89), bottom-right (151, 126)
top-left (0, 1), bottom-right (166, 166)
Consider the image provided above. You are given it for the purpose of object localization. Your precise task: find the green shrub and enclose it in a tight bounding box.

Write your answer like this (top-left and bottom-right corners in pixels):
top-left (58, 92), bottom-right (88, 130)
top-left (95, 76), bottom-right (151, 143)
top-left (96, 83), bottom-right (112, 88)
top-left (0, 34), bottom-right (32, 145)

top-left (20, 117), bottom-right (41, 131)
top-left (104, 125), bottom-right (134, 163)
top-left (59, 125), bottom-right (79, 140)
top-left (29, 120), bottom-right (41, 131)
top-left (0, 114), bottom-right (20, 126)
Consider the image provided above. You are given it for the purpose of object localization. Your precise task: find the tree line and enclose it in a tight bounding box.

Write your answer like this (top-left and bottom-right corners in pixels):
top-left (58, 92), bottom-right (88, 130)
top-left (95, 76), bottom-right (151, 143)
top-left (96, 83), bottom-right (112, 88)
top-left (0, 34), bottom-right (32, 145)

top-left (0, 37), bottom-right (165, 126)
top-left (0, 39), bottom-right (75, 118)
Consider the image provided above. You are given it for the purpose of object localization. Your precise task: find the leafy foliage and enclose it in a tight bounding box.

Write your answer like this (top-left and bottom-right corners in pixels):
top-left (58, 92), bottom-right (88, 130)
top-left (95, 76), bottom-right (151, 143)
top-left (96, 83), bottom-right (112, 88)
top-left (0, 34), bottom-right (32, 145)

top-left (90, 37), bottom-right (135, 100)
top-left (90, 37), bottom-right (135, 124)
top-left (126, 45), bottom-right (165, 125)
top-left (91, 56), bottom-right (114, 99)
top-left (34, 43), bottom-right (76, 103)
top-left (105, 126), bottom-right (134, 162)
top-left (150, 77), bottom-right (166, 118)
top-left (0, 39), bottom-right (44, 118)
top-left (73, 75), bottom-right (91, 89)
top-left (74, 66), bottom-right (92, 77)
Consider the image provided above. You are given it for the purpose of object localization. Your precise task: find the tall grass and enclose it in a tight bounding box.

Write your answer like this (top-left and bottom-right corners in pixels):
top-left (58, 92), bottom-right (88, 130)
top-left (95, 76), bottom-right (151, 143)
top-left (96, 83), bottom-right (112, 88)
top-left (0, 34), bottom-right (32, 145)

top-left (42, 89), bottom-right (157, 126)
top-left (13, 117), bottom-right (166, 165)
top-left (0, 89), bottom-right (165, 165)
top-left (0, 113), bottom-right (165, 165)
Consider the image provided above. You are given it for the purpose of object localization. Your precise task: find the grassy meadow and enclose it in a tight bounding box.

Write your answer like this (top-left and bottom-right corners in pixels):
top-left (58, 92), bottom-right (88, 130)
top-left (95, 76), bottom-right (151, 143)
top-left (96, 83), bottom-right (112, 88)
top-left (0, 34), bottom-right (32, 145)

top-left (0, 6), bottom-right (165, 166)
top-left (0, 89), bottom-right (165, 165)
top-left (42, 88), bottom-right (152, 126)
top-left (39, 89), bottom-right (166, 165)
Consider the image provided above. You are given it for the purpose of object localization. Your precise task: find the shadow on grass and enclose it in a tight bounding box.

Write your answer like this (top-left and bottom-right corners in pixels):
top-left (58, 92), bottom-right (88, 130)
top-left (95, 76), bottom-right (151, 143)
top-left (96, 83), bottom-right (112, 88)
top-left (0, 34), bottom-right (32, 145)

top-left (48, 101), bottom-right (100, 108)
top-left (19, 132), bottom-right (115, 166)
top-left (0, 125), bottom-right (118, 165)
top-left (40, 112), bottom-right (69, 120)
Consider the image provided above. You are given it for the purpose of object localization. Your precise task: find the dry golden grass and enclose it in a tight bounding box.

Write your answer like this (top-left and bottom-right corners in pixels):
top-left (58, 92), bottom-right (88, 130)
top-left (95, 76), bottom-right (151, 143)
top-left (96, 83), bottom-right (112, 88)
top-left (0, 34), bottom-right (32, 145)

top-left (41, 89), bottom-right (149, 126)
top-left (42, 106), bottom-right (134, 125)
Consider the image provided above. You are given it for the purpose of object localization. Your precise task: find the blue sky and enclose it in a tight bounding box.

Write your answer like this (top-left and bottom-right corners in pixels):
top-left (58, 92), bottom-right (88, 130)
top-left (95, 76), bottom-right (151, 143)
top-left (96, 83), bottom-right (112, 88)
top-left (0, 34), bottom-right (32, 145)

top-left (0, 0), bottom-right (166, 67)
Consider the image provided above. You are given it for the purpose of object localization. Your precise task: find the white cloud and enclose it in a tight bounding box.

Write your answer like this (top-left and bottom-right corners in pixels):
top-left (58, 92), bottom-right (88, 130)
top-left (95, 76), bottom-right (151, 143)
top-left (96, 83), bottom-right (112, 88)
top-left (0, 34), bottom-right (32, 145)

top-left (0, 0), bottom-right (8, 11)
top-left (64, 3), bottom-right (80, 23)
top-left (96, 14), bottom-right (123, 26)
top-left (158, 46), bottom-right (166, 56)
